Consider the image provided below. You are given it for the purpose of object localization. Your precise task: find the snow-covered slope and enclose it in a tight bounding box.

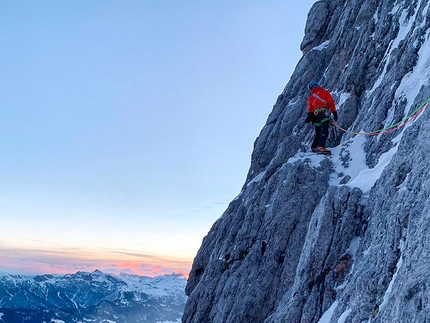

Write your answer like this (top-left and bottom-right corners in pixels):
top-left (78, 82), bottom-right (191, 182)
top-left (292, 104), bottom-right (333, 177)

top-left (183, 0), bottom-right (430, 322)
top-left (0, 270), bottom-right (186, 323)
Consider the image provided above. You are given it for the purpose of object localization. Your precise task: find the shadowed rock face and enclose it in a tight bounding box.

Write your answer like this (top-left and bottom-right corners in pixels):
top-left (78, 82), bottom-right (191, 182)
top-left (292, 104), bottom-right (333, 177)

top-left (183, 1), bottom-right (430, 322)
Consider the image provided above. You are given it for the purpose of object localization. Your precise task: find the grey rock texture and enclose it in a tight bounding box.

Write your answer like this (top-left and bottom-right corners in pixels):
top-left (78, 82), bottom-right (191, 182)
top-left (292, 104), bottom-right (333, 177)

top-left (183, 0), bottom-right (430, 322)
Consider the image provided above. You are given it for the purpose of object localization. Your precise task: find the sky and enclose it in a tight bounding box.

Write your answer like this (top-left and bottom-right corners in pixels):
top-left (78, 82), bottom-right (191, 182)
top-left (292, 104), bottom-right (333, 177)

top-left (0, 1), bottom-right (315, 277)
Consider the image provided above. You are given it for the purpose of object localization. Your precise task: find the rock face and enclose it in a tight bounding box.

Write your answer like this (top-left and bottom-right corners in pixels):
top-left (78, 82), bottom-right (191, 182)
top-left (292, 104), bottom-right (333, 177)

top-left (183, 0), bottom-right (430, 322)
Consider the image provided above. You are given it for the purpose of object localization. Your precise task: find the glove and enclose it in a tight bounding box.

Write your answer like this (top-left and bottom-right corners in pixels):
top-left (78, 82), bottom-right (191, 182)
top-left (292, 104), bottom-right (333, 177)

top-left (332, 111), bottom-right (338, 121)
top-left (305, 112), bottom-right (313, 123)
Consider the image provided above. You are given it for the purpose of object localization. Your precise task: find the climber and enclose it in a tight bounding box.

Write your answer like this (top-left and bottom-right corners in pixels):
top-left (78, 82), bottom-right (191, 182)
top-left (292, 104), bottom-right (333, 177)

top-left (305, 81), bottom-right (338, 155)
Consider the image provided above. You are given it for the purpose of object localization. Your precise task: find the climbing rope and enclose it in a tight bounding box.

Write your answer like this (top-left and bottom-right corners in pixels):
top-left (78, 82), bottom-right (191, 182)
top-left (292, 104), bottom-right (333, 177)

top-left (331, 97), bottom-right (430, 136)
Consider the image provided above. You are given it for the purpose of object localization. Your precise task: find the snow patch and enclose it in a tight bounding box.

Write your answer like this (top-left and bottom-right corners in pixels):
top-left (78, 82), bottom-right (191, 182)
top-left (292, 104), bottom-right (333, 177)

top-left (377, 241), bottom-right (405, 313)
top-left (368, 1), bottom-right (421, 96)
top-left (393, 5), bottom-right (417, 49)
top-left (313, 40), bottom-right (330, 51)
top-left (287, 150), bottom-right (326, 168)
top-left (327, 131), bottom-right (399, 195)
top-left (329, 135), bottom-right (367, 187)
top-left (337, 308), bottom-right (352, 323)
top-left (395, 29), bottom-right (430, 117)
top-left (419, 2), bottom-right (430, 29)
top-left (293, 130), bottom-right (398, 196)
top-left (247, 171), bottom-right (266, 187)
top-left (317, 302), bottom-right (352, 323)
top-left (337, 92), bottom-right (352, 110)
top-left (346, 143), bottom-right (398, 195)
top-left (346, 237), bottom-right (361, 260)
top-left (317, 300), bottom-right (339, 323)
top-left (396, 172), bottom-right (411, 191)
top-left (372, 10), bottom-right (379, 24)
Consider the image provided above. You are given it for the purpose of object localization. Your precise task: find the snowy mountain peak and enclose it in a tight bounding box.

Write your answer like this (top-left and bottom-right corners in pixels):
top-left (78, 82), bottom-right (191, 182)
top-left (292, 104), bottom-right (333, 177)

top-left (0, 270), bottom-right (187, 323)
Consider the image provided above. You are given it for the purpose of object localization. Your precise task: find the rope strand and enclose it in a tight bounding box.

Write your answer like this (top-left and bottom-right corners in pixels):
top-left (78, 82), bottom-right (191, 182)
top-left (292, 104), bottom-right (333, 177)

top-left (331, 97), bottom-right (430, 136)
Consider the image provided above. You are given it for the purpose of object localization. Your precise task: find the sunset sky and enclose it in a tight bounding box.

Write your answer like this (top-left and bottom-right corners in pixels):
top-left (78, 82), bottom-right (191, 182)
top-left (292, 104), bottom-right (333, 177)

top-left (0, 1), bottom-right (315, 277)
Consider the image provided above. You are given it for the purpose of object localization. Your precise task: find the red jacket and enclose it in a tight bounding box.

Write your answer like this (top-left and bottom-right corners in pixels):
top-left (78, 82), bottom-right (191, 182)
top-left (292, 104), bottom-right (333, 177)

top-left (307, 87), bottom-right (336, 113)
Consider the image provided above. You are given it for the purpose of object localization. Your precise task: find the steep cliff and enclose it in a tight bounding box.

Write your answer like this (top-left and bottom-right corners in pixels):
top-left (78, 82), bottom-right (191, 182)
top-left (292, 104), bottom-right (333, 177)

top-left (183, 0), bottom-right (430, 322)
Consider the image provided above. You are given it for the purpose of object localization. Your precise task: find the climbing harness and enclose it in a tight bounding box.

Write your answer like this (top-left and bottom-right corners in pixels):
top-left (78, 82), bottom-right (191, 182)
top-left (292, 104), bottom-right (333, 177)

top-left (331, 97), bottom-right (430, 136)
top-left (314, 107), bottom-right (331, 118)
top-left (311, 91), bottom-right (332, 124)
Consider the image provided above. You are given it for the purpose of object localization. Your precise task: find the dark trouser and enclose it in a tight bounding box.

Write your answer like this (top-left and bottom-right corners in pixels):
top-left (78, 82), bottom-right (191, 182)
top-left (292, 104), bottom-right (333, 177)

top-left (311, 121), bottom-right (330, 148)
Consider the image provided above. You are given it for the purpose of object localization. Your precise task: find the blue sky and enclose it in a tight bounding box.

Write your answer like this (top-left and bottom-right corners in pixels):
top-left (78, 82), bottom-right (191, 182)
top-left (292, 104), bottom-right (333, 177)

top-left (0, 1), bottom-right (315, 276)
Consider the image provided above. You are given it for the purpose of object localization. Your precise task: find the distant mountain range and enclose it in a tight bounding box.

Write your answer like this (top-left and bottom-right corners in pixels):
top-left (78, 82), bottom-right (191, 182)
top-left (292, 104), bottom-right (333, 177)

top-left (0, 270), bottom-right (187, 323)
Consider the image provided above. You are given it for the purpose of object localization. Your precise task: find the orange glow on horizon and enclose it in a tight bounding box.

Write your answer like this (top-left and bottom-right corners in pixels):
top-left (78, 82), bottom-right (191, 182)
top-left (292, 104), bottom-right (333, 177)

top-left (0, 246), bottom-right (192, 278)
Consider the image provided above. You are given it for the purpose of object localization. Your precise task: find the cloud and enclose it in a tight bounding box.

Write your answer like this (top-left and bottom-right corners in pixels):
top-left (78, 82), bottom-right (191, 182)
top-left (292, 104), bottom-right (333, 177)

top-left (102, 249), bottom-right (157, 259)
top-left (0, 246), bottom-right (191, 277)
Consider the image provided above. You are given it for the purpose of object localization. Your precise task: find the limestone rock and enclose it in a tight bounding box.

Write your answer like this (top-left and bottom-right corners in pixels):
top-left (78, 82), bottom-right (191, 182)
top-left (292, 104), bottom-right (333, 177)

top-left (183, 0), bottom-right (430, 322)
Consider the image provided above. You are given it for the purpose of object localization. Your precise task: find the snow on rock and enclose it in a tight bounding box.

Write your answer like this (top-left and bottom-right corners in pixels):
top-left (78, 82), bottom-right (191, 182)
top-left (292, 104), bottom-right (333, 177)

top-left (117, 273), bottom-right (187, 298)
top-left (313, 40), bottom-right (330, 51)
top-left (317, 301), bottom-right (339, 323)
top-left (246, 170), bottom-right (266, 187)
top-left (183, 0), bottom-right (430, 322)
top-left (344, 140), bottom-right (399, 195)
